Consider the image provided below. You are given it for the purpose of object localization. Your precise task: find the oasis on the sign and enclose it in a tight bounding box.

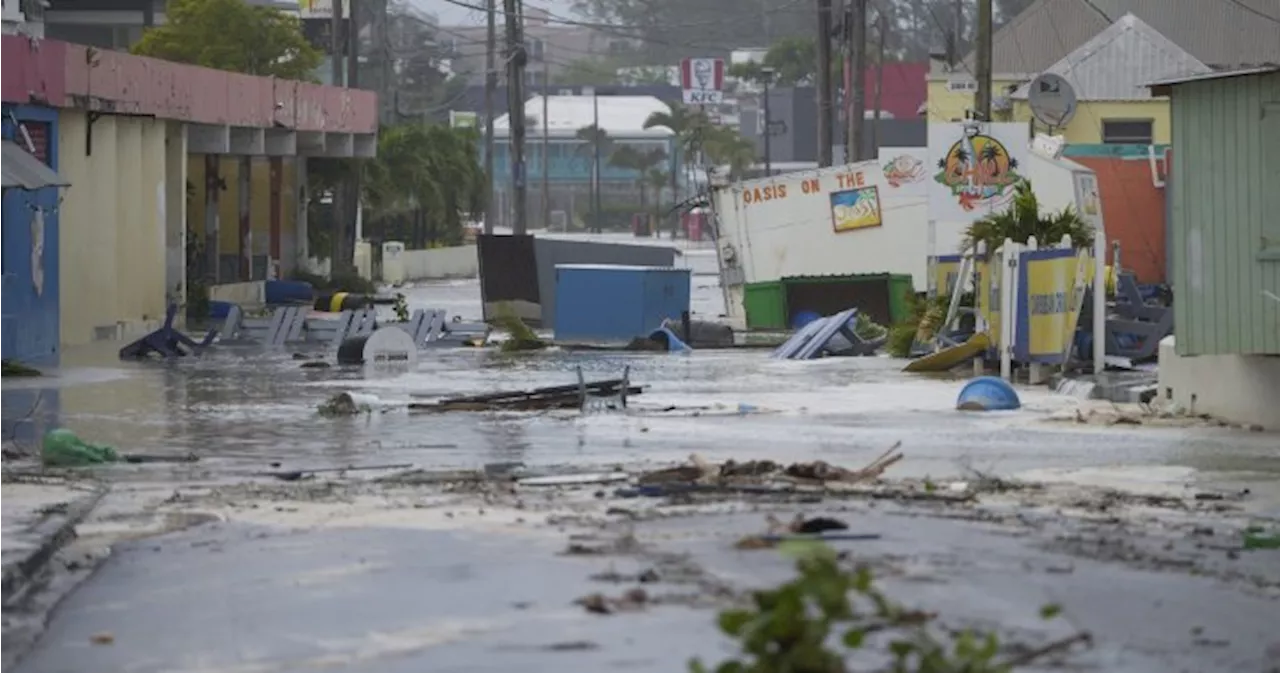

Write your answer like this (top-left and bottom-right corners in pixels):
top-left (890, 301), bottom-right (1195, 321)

top-left (741, 184), bottom-right (788, 204)
top-left (836, 172), bottom-right (866, 189)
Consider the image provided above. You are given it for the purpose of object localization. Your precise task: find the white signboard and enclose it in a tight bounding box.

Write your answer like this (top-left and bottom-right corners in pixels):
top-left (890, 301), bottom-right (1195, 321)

top-left (1072, 171), bottom-right (1103, 232)
top-left (681, 58), bottom-right (725, 105)
top-left (877, 147), bottom-right (929, 197)
top-left (298, 0), bottom-right (350, 19)
top-left (927, 122), bottom-right (1030, 223)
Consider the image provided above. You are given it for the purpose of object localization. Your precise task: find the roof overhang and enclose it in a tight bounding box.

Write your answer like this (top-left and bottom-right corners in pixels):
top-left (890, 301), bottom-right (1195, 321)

top-left (1, 140), bottom-right (69, 191)
top-left (1146, 65), bottom-right (1280, 97)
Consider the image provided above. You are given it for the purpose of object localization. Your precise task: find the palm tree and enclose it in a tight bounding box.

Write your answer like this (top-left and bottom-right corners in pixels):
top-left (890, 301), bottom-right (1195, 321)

top-left (979, 143), bottom-right (1004, 180)
top-left (643, 102), bottom-right (711, 233)
top-left (575, 124), bottom-right (613, 232)
top-left (646, 168), bottom-right (669, 235)
top-left (961, 180), bottom-right (1094, 254)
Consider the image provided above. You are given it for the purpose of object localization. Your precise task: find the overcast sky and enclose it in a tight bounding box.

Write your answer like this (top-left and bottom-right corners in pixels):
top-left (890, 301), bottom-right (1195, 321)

top-left (407, 0), bottom-right (579, 26)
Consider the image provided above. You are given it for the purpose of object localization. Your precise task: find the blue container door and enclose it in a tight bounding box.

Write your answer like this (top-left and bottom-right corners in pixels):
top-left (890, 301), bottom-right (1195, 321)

top-left (641, 270), bottom-right (691, 332)
top-left (2, 185), bottom-right (62, 364)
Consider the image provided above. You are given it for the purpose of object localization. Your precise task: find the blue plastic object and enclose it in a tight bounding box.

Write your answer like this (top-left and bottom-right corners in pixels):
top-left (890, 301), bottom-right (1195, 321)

top-left (647, 325), bottom-right (692, 352)
top-left (792, 310), bottom-right (821, 329)
top-left (208, 300), bottom-right (235, 320)
top-left (553, 264), bottom-right (691, 342)
top-left (956, 376), bottom-right (1021, 411)
top-left (265, 280), bottom-right (314, 305)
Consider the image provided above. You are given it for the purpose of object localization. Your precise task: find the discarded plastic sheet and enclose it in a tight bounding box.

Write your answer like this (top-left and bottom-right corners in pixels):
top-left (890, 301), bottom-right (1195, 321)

top-left (519, 472), bottom-right (631, 487)
top-left (771, 308), bottom-right (882, 360)
top-left (904, 333), bottom-right (991, 373)
top-left (646, 325), bottom-right (692, 353)
top-left (42, 429), bottom-right (119, 467)
top-left (956, 376), bottom-right (1021, 411)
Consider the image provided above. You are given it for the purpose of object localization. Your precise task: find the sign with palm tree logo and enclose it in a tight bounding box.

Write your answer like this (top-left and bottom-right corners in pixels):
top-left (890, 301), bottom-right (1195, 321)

top-left (927, 123), bottom-right (1027, 223)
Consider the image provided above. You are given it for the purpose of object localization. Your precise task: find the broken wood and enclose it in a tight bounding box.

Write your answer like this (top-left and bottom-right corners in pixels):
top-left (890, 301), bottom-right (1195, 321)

top-left (409, 379), bottom-right (643, 412)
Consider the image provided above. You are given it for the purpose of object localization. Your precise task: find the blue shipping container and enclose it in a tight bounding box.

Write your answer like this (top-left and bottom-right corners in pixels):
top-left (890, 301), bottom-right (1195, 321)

top-left (553, 265), bottom-right (692, 343)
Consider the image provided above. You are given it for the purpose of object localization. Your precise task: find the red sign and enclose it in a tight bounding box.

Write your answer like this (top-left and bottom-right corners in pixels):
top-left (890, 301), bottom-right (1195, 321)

top-left (680, 58), bottom-right (725, 100)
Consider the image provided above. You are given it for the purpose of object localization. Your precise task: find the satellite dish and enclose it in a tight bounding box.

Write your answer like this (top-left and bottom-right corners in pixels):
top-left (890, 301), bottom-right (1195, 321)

top-left (1027, 73), bottom-right (1077, 128)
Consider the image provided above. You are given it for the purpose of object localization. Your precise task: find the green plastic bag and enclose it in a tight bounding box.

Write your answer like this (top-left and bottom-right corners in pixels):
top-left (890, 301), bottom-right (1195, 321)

top-left (41, 429), bottom-right (119, 467)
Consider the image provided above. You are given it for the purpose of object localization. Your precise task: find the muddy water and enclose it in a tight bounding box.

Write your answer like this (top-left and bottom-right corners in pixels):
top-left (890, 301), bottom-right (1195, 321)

top-left (3, 266), bottom-right (1277, 506)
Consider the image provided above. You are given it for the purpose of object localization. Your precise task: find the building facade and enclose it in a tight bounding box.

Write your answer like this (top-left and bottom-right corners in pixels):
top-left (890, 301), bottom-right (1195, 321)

top-left (1152, 67), bottom-right (1280, 429)
top-left (2, 34), bottom-right (377, 357)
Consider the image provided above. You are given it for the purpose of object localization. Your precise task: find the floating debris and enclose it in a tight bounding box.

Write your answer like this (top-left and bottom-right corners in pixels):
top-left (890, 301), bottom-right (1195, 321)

top-left (409, 377), bottom-right (643, 413)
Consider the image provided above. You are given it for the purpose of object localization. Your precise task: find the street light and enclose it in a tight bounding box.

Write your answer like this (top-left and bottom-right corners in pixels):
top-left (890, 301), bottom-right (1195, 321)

top-left (760, 66), bottom-right (776, 177)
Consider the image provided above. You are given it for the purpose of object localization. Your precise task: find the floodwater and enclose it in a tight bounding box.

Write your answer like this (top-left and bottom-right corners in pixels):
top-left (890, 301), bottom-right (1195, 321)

top-left (2, 235), bottom-right (1278, 505)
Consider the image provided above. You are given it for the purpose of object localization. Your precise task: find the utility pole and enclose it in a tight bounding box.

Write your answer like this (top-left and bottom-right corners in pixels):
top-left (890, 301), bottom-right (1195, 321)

top-left (847, 0), bottom-right (866, 163)
top-left (483, 0), bottom-right (496, 234)
top-left (330, 0), bottom-right (346, 270)
top-left (505, 0), bottom-right (528, 235)
top-left (542, 57), bottom-right (550, 231)
top-left (347, 0), bottom-right (362, 260)
top-left (330, 0), bottom-right (344, 86)
top-left (815, 0), bottom-right (833, 167)
top-left (591, 90), bottom-right (601, 233)
top-left (762, 68), bottom-right (774, 177)
top-left (974, 0), bottom-right (993, 121)
top-left (870, 10), bottom-right (886, 153)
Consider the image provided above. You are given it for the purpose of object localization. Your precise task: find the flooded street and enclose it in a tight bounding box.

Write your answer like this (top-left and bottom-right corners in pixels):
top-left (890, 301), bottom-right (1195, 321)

top-left (4, 236), bottom-right (1279, 673)
top-left (6, 272), bottom-right (1279, 501)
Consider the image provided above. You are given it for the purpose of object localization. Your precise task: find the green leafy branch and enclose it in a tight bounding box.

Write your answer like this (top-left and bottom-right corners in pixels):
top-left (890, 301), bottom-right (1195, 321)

top-left (691, 541), bottom-right (1090, 673)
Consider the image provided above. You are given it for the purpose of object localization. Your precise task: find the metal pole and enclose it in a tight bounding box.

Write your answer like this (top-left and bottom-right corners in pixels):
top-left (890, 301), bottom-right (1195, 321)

top-left (849, 0), bottom-right (866, 161)
top-left (542, 58), bottom-right (550, 231)
top-left (762, 77), bottom-right (772, 176)
top-left (592, 89), bottom-right (601, 233)
top-left (347, 0), bottom-right (361, 268)
top-left (330, 0), bottom-right (344, 86)
top-left (815, 0), bottom-right (833, 167)
top-left (483, 0), bottom-right (496, 234)
top-left (505, 0), bottom-right (527, 235)
top-left (870, 10), bottom-right (885, 155)
top-left (975, 0), bottom-right (993, 121)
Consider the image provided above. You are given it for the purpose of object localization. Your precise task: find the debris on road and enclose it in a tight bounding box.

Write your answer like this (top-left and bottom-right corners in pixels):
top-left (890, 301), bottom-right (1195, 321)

top-left (735, 514), bottom-right (881, 549)
top-left (635, 444), bottom-right (905, 492)
top-left (408, 376), bottom-right (643, 412)
top-left (261, 463), bottom-right (414, 482)
top-left (41, 429), bottom-right (118, 467)
top-left (317, 392), bottom-right (379, 416)
top-left (574, 588), bottom-right (650, 615)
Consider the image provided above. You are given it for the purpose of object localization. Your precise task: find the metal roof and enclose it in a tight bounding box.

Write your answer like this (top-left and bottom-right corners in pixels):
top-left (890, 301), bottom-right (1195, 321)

top-left (1, 140), bottom-right (69, 191)
top-left (968, 0), bottom-right (1280, 75)
top-left (495, 95), bottom-right (675, 138)
top-left (1146, 64), bottom-right (1280, 95)
top-left (1010, 14), bottom-right (1211, 101)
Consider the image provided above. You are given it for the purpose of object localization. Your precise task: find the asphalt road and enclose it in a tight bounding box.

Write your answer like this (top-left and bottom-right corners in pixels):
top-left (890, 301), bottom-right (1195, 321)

top-left (14, 497), bottom-right (1280, 673)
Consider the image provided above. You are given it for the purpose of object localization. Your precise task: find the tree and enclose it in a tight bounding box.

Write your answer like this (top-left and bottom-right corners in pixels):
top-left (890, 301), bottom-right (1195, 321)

top-left (729, 36), bottom-right (824, 86)
top-left (962, 180), bottom-right (1093, 254)
top-left (556, 58), bottom-right (624, 85)
top-left (362, 124), bottom-right (485, 247)
top-left (609, 145), bottom-right (667, 211)
top-left (132, 0), bottom-right (320, 80)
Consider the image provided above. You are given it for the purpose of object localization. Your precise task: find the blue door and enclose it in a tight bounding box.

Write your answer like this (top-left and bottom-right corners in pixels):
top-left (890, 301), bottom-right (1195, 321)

top-left (2, 105), bottom-right (62, 365)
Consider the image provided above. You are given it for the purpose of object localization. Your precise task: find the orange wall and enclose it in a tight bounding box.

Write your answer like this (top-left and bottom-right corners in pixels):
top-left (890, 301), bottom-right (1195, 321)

top-left (1072, 155), bottom-right (1168, 284)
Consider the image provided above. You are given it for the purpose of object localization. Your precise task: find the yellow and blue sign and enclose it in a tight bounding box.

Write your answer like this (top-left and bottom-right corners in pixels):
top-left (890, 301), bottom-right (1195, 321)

top-left (931, 254), bottom-right (963, 298)
top-left (1015, 248), bottom-right (1088, 364)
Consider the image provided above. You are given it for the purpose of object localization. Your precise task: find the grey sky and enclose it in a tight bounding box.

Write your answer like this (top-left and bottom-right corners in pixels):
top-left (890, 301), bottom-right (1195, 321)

top-left (407, 0), bottom-right (580, 26)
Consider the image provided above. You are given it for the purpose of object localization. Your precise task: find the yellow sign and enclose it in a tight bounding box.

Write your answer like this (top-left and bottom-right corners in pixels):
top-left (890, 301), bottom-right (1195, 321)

top-left (1019, 250), bottom-right (1088, 362)
top-left (976, 260), bottom-right (1000, 346)
top-left (829, 186), bottom-right (883, 232)
top-left (931, 256), bottom-right (963, 298)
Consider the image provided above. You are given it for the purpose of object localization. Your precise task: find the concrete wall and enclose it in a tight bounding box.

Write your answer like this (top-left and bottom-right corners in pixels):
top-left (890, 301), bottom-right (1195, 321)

top-left (398, 245), bottom-right (480, 281)
top-left (58, 109), bottom-right (169, 346)
top-left (1157, 336), bottom-right (1280, 430)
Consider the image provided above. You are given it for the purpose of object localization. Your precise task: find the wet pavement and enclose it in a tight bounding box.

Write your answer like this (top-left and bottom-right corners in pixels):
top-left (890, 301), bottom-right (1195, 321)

top-left (11, 481), bottom-right (1280, 673)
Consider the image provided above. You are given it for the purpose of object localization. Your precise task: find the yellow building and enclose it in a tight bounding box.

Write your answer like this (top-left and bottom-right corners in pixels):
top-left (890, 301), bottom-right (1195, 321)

top-left (925, 0), bottom-right (1280, 146)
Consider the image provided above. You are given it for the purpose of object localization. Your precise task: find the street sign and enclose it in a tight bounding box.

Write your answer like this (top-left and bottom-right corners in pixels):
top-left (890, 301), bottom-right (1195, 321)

top-left (766, 119), bottom-right (788, 136)
top-left (1027, 73), bottom-right (1077, 128)
top-left (681, 58), bottom-right (725, 105)
top-left (449, 111), bottom-right (478, 128)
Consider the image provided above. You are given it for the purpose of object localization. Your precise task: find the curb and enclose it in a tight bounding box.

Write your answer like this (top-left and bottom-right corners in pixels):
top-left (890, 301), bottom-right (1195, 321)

top-left (1, 484), bottom-right (107, 609)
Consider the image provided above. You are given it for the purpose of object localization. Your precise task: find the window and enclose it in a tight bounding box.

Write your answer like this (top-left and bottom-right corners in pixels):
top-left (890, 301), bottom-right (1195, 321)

top-left (1101, 119), bottom-right (1153, 145)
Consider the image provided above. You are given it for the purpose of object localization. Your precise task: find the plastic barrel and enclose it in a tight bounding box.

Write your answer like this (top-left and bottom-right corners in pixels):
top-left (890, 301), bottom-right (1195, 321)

top-left (265, 280), bottom-right (314, 305)
top-left (336, 335), bottom-right (372, 365)
top-left (208, 300), bottom-right (235, 320)
top-left (955, 376), bottom-right (1021, 411)
top-left (313, 291), bottom-right (372, 312)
